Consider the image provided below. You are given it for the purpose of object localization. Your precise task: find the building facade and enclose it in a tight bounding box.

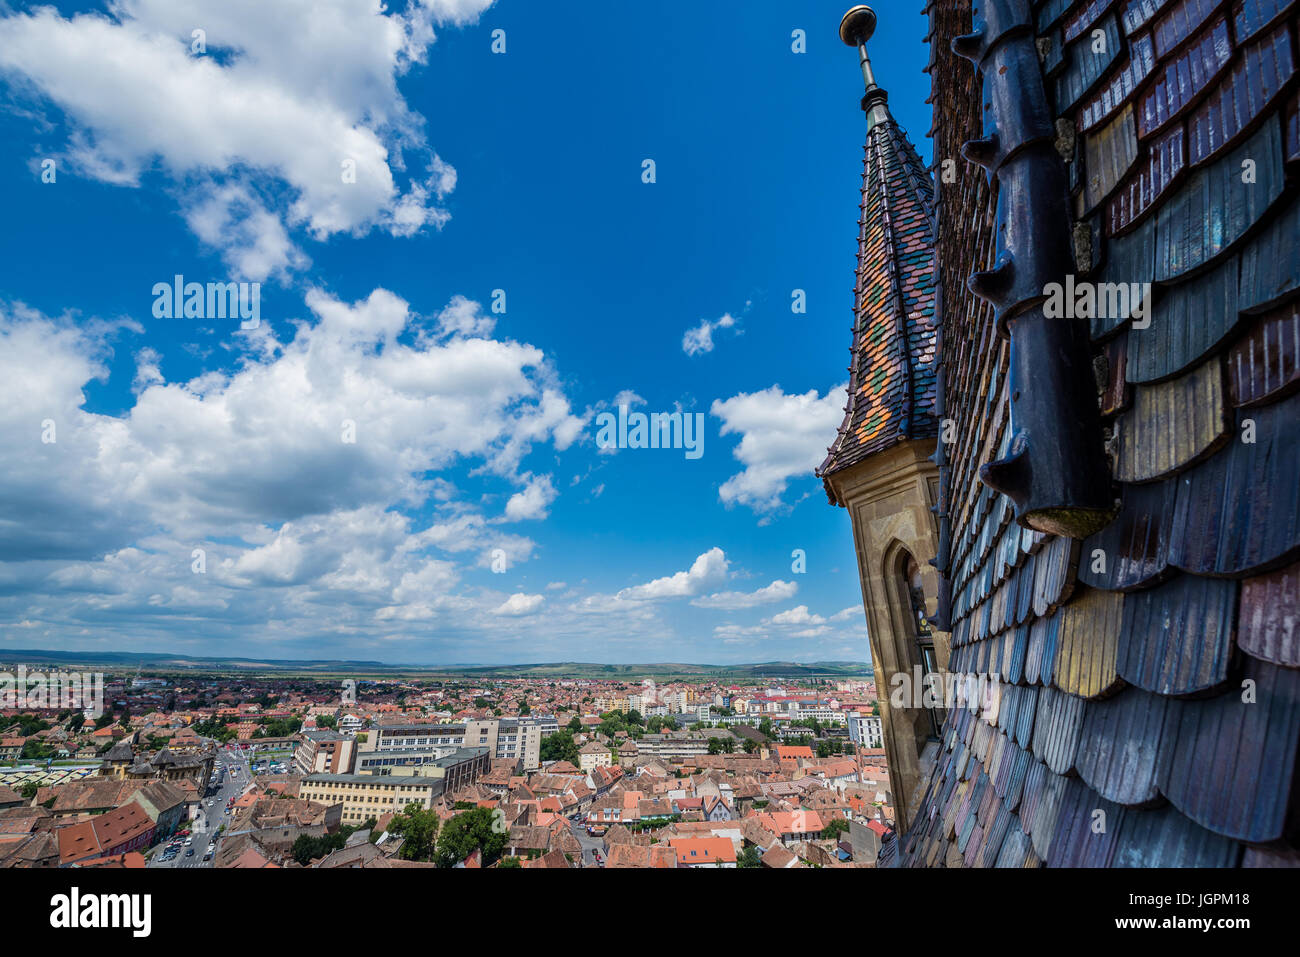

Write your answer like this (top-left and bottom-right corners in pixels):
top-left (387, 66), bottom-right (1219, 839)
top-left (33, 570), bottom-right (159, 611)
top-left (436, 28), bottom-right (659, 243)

top-left (298, 773), bottom-right (444, 828)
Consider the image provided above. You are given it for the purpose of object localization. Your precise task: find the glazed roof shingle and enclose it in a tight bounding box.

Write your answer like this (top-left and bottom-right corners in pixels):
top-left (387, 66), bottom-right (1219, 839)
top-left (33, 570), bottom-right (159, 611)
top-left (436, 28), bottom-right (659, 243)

top-left (819, 77), bottom-right (939, 495)
top-left (896, 0), bottom-right (1300, 867)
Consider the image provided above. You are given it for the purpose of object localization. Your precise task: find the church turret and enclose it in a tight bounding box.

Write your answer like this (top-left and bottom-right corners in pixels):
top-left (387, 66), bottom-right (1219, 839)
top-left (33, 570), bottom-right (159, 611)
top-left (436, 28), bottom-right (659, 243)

top-left (818, 8), bottom-right (946, 836)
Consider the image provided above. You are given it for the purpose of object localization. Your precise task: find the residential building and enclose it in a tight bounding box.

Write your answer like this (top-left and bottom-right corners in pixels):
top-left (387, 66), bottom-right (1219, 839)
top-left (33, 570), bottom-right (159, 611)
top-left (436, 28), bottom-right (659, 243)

top-left (669, 836), bottom-right (736, 868)
top-left (847, 712), bottom-right (883, 749)
top-left (299, 773), bottom-right (445, 828)
top-left (577, 740), bottom-right (611, 772)
top-left (294, 730), bottom-right (357, 775)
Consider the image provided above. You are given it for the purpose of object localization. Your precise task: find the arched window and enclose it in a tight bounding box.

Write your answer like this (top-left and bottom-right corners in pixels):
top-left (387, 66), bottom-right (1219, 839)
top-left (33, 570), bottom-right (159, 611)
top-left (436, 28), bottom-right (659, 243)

top-left (886, 545), bottom-right (944, 752)
top-left (902, 553), bottom-right (942, 740)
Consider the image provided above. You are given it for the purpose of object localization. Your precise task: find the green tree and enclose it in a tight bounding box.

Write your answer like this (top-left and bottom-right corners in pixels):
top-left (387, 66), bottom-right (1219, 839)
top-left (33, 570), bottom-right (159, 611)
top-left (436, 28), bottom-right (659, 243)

top-left (518, 700), bottom-right (530, 715)
top-left (21, 739), bottom-right (55, 760)
top-left (498, 855), bottom-right (522, 868)
top-left (742, 739), bottom-right (758, 754)
top-left (707, 738), bottom-right (722, 755)
top-left (20, 782), bottom-right (39, 801)
top-left (822, 819), bottom-right (851, 841)
top-left (435, 808), bottom-right (507, 868)
top-left (566, 717), bottom-right (582, 733)
top-left (388, 802), bottom-right (440, 861)
top-left (539, 731), bottom-right (580, 766)
top-left (738, 845), bottom-right (762, 868)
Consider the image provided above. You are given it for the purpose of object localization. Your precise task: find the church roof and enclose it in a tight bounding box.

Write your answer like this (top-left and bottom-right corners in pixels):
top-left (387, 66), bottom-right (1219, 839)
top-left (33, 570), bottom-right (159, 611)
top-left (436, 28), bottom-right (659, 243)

top-left (819, 17), bottom-right (939, 497)
top-left (898, 0), bottom-right (1300, 868)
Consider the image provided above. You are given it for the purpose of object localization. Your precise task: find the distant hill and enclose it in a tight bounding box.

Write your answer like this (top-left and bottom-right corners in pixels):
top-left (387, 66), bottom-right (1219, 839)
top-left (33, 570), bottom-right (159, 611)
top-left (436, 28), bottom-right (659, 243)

top-left (0, 648), bottom-right (871, 680)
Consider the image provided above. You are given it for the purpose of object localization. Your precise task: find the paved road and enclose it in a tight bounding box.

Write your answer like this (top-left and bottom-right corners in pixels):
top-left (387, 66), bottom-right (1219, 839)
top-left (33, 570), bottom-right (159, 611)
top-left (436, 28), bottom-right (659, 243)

top-left (568, 819), bottom-right (604, 867)
top-left (150, 744), bottom-right (252, 869)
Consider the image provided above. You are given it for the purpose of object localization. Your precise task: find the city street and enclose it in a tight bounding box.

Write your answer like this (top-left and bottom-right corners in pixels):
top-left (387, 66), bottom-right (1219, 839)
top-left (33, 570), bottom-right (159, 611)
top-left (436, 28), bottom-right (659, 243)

top-left (150, 743), bottom-right (251, 869)
top-left (568, 819), bottom-right (603, 867)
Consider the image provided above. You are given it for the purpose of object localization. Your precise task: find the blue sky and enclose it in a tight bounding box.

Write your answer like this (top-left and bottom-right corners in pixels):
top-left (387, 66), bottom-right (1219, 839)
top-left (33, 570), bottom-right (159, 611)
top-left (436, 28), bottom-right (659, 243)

top-left (0, 0), bottom-right (932, 665)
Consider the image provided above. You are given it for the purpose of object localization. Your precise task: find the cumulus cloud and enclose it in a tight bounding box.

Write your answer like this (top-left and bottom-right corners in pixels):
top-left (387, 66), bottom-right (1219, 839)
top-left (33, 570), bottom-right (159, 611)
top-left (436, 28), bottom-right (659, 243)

top-left (616, 547), bottom-right (728, 601)
top-left (493, 593), bottom-right (544, 617)
top-left (711, 383), bottom-right (847, 514)
top-left (436, 294), bottom-right (496, 339)
top-left (0, 290), bottom-right (577, 566)
top-left (0, 0), bottom-right (497, 277)
top-left (691, 579), bottom-right (798, 610)
top-left (504, 474), bottom-right (558, 521)
top-left (767, 605), bottom-right (825, 626)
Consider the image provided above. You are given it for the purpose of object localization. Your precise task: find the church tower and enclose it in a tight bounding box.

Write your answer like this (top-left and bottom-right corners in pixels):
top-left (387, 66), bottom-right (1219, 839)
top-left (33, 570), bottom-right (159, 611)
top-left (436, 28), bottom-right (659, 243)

top-left (818, 6), bottom-right (946, 835)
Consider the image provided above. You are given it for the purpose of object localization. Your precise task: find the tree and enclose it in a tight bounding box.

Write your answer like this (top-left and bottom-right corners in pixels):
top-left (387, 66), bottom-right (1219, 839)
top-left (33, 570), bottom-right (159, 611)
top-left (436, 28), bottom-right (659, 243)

top-left (567, 717), bottom-right (582, 733)
top-left (21, 739), bottom-right (55, 760)
top-left (707, 738), bottom-right (723, 755)
top-left (518, 700), bottom-right (530, 715)
top-left (742, 739), bottom-right (758, 754)
top-left (738, 845), bottom-right (762, 868)
top-left (539, 731), bottom-right (580, 766)
top-left (822, 819), bottom-right (851, 841)
top-left (387, 802), bottom-right (439, 861)
top-left (498, 855), bottom-right (522, 868)
top-left (20, 782), bottom-right (38, 801)
top-left (435, 808), bottom-right (507, 868)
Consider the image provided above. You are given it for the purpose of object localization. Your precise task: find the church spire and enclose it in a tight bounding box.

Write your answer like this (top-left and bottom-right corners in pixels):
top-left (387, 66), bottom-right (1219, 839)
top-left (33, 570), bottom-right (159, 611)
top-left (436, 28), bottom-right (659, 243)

top-left (820, 7), bottom-right (938, 500)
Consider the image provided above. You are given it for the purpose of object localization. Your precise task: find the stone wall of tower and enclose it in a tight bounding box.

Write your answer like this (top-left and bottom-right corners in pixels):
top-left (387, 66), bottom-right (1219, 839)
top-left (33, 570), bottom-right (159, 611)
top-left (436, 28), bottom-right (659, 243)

top-left (826, 438), bottom-right (947, 833)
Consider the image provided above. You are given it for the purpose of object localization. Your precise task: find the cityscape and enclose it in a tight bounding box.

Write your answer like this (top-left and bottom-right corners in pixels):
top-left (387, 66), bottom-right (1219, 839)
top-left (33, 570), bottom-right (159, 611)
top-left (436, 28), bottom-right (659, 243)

top-left (0, 660), bottom-right (890, 869)
top-left (0, 0), bottom-right (1295, 932)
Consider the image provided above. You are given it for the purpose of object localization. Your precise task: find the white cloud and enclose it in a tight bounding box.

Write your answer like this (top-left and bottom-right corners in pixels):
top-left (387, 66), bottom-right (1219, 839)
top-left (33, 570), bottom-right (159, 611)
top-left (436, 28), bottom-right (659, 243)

top-left (436, 294), bottom-right (496, 339)
top-left (767, 605), bottom-right (825, 627)
top-left (504, 474), bottom-right (558, 521)
top-left (0, 0), bottom-right (497, 277)
top-left (691, 579), bottom-right (798, 610)
top-left (0, 290), bottom-right (578, 563)
top-left (493, 593), bottom-right (544, 617)
top-left (616, 547), bottom-right (728, 601)
top-left (711, 383), bottom-right (847, 514)
top-left (682, 312), bottom-right (738, 356)
top-left (830, 605), bottom-right (863, 622)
